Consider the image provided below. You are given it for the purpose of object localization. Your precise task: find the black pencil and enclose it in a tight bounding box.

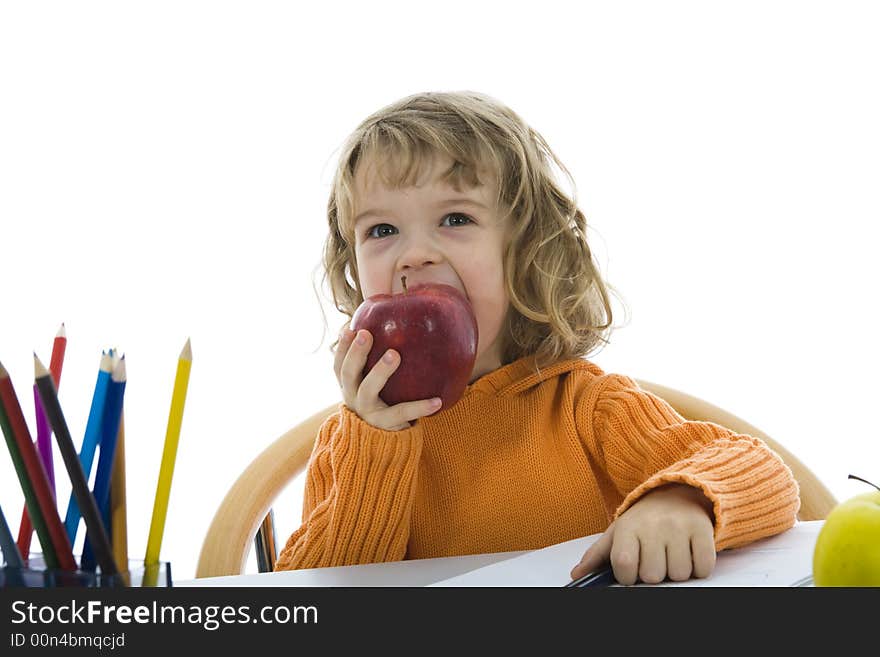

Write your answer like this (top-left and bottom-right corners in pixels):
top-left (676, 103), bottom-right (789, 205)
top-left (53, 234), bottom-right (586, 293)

top-left (33, 353), bottom-right (119, 577)
top-left (564, 567), bottom-right (616, 587)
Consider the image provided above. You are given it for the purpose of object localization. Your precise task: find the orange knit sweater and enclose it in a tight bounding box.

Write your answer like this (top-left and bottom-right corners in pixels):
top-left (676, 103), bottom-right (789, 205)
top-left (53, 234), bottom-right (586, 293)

top-left (275, 356), bottom-right (800, 571)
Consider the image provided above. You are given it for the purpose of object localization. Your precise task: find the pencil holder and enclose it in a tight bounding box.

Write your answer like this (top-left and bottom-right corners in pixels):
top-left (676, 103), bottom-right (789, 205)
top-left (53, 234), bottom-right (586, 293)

top-left (0, 554), bottom-right (172, 588)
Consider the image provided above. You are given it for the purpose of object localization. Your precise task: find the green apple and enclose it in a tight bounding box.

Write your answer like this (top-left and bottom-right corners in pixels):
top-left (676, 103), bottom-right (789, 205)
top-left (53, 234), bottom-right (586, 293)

top-left (813, 475), bottom-right (880, 587)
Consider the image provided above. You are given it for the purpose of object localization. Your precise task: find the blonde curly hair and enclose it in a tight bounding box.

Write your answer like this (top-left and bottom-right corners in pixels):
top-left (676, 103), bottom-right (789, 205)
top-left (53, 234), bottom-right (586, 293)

top-left (319, 90), bottom-right (620, 368)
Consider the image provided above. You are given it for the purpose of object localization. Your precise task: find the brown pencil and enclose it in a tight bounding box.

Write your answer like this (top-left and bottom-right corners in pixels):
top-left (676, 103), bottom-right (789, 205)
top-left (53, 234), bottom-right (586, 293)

top-left (111, 410), bottom-right (129, 576)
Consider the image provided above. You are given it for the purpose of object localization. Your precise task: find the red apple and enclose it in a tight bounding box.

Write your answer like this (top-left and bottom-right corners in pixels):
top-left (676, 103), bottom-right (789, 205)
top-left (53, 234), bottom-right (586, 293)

top-left (350, 276), bottom-right (478, 410)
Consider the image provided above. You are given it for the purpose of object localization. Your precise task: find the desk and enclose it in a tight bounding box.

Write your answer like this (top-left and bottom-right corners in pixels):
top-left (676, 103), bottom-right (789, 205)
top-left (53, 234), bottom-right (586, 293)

top-left (177, 520), bottom-right (822, 587)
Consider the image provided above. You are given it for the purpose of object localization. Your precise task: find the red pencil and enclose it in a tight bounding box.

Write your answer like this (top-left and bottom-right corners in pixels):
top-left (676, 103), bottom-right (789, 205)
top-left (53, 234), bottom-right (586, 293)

top-left (17, 323), bottom-right (67, 556)
top-left (49, 323), bottom-right (66, 387)
top-left (0, 361), bottom-right (76, 571)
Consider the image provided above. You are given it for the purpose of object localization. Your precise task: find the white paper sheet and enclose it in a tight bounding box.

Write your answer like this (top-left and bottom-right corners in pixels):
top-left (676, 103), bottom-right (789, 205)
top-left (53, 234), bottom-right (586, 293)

top-left (429, 520), bottom-right (823, 587)
top-left (176, 549), bottom-right (528, 587)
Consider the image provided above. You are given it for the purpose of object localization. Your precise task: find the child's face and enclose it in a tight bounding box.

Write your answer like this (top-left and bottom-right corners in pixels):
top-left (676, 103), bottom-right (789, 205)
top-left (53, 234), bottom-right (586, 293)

top-left (351, 153), bottom-right (509, 381)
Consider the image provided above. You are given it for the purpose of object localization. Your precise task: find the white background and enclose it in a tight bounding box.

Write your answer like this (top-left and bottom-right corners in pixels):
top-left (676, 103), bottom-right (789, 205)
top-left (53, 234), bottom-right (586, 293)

top-left (1, 1), bottom-right (878, 583)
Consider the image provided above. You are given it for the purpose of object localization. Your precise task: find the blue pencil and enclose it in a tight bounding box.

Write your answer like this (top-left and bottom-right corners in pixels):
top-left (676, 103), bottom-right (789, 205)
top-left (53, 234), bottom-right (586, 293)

top-left (0, 503), bottom-right (25, 569)
top-left (63, 351), bottom-right (113, 544)
top-left (81, 356), bottom-right (126, 571)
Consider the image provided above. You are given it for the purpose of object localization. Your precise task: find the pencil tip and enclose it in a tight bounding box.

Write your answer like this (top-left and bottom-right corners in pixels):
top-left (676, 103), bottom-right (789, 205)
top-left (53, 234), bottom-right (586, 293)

top-left (57, 323), bottom-right (66, 338)
top-left (107, 347), bottom-right (125, 370)
top-left (112, 356), bottom-right (127, 382)
top-left (0, 361), bottom-right (6, 377)
top-left (181, 337), bottom-right (192, 361)
top-left (33, 353), bottom-right (48, 378)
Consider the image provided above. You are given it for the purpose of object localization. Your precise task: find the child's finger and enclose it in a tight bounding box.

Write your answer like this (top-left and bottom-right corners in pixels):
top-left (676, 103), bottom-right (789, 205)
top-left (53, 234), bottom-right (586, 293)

top-left (339, 329), bottom-right (371, 399)
top-left (333, 325), bottom-right (354, 381)
top-left (357, 348), bottom-right (401, 405)
top-left (690, 532), bottom-right (716, 579)
top-left (570, 526), bottom-right (613, 580)
top-left (664, 539), bottom-right (693, 582)
top-left (609, 528), bottom-right (640, 585)
top-left (636, 538), bottom-right (666, 585)
top-left (372, 397), bottom-right (442, 429)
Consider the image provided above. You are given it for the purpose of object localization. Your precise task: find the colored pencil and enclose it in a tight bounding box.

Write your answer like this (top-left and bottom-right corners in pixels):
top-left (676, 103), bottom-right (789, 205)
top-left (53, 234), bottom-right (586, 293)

top-left (17, 388), bottom-right (51, 556)
top-left (81, 355), bottom-right (126, 571)
top-left (145, 338), bottom-right (192, 565)
top-left (110, 410), bottom-right (129, 576)
top-left (18, 323), bottom-right (66, 555)
top-left (40, 323), bottom-right (66, 486)
top-left (49, 324), bottom-right (67, 386)
top-left (564, 567), bottom-right (616, 587)
top-left (1, 503), bottom-right (26, 586)
top-left (103, 347), bottom-right (120, 543)
top-left (36, 323), bottom-right (66, 489)
top-left (33, 387), bottom-right (55, 489)
top-left (33, 354), bottom-right (117, 577)
top-left (93, 355), bottom-right (126, 520)
top-left (0, 361), bottom-right (76, 571)
top-left (63, 351), bottom-right (113, 544)
top-left (1, 504), bottom-right (25, 569)
top-left (2, 397), bottom-right (52, 567)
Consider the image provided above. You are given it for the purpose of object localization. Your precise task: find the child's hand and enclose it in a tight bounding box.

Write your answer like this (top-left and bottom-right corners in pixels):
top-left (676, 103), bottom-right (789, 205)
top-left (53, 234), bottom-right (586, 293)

top-left (570, 484), bottom-right (716, 585)
top-left (335, 323), bottom-right (443, 431)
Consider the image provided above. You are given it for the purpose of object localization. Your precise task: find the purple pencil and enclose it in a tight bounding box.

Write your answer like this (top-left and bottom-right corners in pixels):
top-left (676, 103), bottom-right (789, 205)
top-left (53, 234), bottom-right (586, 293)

top-left (33, 386), bottom-right (55, 491)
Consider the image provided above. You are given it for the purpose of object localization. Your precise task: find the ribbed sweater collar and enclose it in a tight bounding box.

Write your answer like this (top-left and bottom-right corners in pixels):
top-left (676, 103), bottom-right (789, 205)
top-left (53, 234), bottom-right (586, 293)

top-left (463, 355), bottom-right (601, 398)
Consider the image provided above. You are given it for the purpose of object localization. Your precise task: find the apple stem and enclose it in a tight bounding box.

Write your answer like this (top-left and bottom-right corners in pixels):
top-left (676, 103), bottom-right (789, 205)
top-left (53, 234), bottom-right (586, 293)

top-left (848, 473), bottom-right (880, 492)
top-left (401, 275), bottom-right (408, 293)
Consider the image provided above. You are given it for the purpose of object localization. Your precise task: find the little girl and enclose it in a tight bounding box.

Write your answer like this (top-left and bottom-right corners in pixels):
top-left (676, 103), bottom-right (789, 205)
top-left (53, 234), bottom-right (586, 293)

top-left (275, 91), bottom-right (799, 585)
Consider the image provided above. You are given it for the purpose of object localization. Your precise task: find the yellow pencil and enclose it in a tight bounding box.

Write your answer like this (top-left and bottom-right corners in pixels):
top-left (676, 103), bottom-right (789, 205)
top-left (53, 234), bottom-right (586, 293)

top-left (144, 338), bottom-right (192, 566)
top-left (111, 410), bottom-right (129, 580)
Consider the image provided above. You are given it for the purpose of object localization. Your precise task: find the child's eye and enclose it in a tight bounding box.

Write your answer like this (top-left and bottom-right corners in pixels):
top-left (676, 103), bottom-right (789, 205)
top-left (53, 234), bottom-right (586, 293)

top-left (441, 213), bottom-right (473, 227)
top-left (366, 223), bottom-right (398, 239)
top-left (364, 214), bottom-right (473, 240)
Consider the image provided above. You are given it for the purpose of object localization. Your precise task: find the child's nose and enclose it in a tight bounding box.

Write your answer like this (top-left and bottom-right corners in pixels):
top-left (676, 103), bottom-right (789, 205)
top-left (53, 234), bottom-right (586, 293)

top-left (397, 237), bottom-right (444, 271)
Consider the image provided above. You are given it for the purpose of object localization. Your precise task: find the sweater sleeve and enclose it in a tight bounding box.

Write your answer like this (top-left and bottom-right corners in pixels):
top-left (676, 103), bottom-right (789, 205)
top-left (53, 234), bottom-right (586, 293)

top-left (578, 373), bottom-right (800, 550)
top-left (274, 405), bottom-right (423, 570)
